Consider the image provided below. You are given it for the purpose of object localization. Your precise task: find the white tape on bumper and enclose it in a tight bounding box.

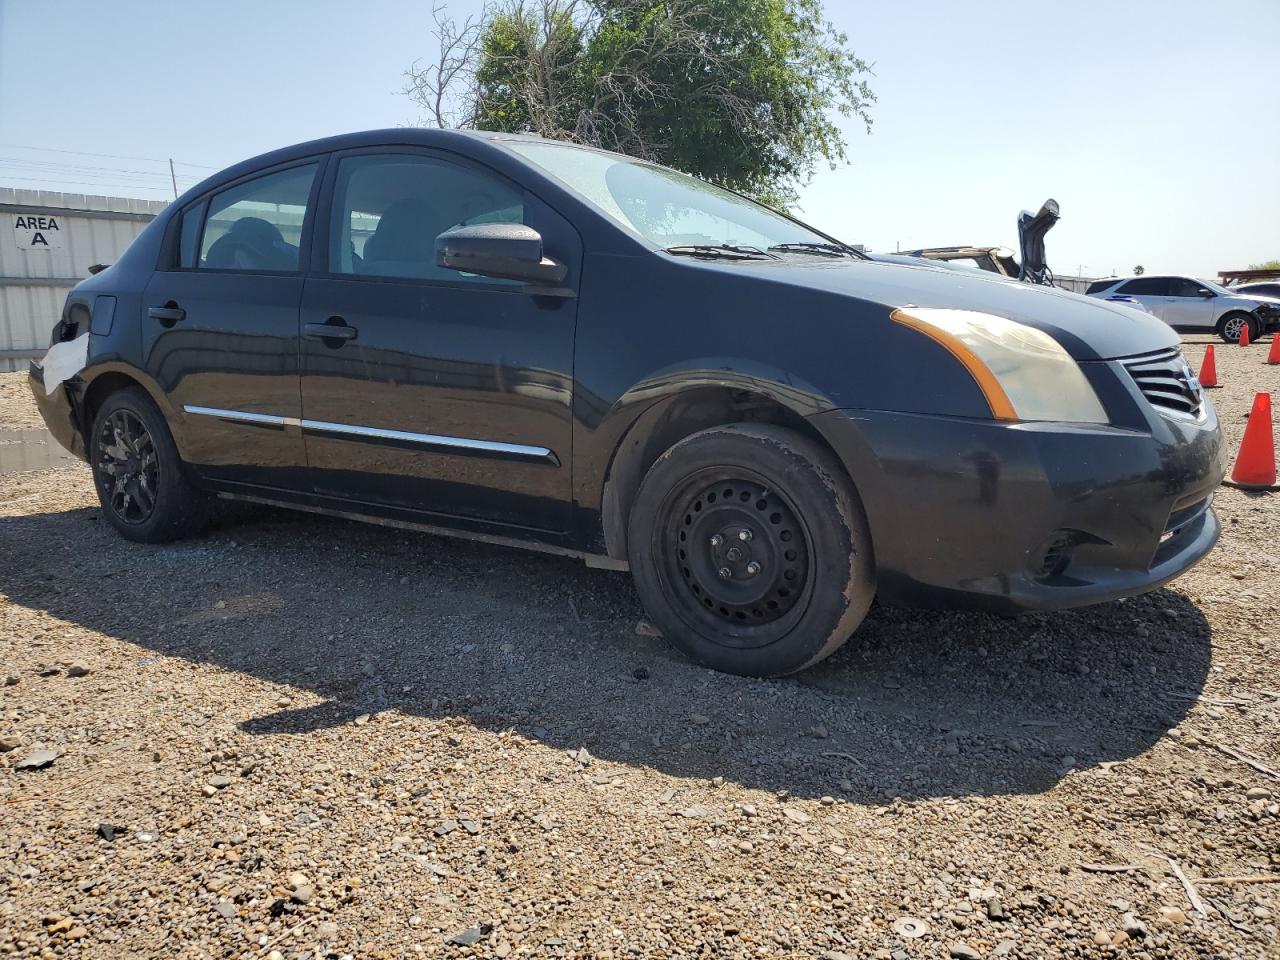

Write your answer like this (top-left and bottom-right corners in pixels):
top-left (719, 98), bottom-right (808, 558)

top-left (40, 333), bottom-right (90, 397)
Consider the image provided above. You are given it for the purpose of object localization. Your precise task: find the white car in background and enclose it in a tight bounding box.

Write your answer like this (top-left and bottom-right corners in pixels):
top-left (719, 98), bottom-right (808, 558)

top-left (1086, 275), bottom-right (1280, 343)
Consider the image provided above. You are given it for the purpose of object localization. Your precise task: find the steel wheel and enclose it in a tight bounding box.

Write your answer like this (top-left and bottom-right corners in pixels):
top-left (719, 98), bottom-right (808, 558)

top-left (95, 409), bottom-right (160, 525)
top-left (659, 468), bottom-right (814, 649)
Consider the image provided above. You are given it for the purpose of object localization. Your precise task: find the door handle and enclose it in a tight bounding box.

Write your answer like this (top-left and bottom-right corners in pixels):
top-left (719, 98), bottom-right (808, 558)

top-left (148, 304), bottom-right (185, 325)
top-left (304, 319), bottom-right (358, 343)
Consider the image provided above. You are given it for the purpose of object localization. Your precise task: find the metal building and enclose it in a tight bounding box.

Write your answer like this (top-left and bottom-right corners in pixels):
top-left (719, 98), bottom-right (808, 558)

top-left (1, 188), bottom-right (168, 372)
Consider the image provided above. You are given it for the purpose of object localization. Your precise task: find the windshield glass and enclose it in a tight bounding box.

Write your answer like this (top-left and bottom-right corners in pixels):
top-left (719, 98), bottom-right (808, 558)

top-left (506, 140), bottom-right (838, 251)
top-left (1197, 278), bottom-right (1235, 296)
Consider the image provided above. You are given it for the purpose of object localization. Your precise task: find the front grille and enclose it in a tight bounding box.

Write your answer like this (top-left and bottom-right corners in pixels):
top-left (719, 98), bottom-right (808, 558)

top-left (1120, 347), bottom-right (1204, 419)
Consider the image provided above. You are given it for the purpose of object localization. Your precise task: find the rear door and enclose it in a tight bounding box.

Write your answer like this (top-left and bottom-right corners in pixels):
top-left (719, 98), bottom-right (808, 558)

top-left (1115, 276), bottom-right (1176, 321)
top-left (297, 148), bottom-right (580, 535)
top-left (143, 161), bottom-right (323, 489)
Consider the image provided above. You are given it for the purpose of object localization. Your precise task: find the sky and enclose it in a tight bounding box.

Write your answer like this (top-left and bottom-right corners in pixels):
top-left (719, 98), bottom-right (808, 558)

top-left (1, 0), bottom-right (1277, 279)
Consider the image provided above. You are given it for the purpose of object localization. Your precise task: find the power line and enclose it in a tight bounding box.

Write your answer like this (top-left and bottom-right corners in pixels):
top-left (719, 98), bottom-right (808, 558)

top-left (0, 142), bottom-right (216, 169)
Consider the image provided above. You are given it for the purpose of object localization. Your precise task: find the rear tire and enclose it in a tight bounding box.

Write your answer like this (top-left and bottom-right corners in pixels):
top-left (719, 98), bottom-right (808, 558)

top-left (626, 424), bottom-right (875, 677)
top-left (89, 386), bottom-right (210, 543)
top-left (1217, 312), bottom-right (1257, 343)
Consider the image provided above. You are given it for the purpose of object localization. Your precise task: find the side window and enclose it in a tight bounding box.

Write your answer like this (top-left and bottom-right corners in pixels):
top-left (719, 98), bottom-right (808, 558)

top-left (329, 153), bottom-right (524, 282)
top-left (1086, 279), bottom-right (1120, 295)
top-left (198, 164), bottom-right (318, 272)
top-left (178, 200), bottom-right (206, 269)
top-left (1170, 278), bottom-right (1208, 297)
top-left (1117, 277), bottom-right (1173, 296)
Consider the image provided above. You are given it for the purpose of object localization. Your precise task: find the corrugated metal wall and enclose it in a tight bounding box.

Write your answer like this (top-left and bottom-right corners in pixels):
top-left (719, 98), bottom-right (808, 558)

top-left (1, 188), bottom-right (168, 372)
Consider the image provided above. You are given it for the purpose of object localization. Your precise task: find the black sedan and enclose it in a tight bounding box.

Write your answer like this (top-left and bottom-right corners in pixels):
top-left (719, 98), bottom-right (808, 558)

top-left (30, 129), bottom-right (1225, 676)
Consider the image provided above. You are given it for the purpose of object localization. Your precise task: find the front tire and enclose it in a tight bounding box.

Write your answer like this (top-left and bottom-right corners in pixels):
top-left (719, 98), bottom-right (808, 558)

top-left (627, 424), bottom-right (875, 677)
top-left (1217, 312), bottom-right (1257, 343)
top-left (89, 386), bottom-right (210, 543)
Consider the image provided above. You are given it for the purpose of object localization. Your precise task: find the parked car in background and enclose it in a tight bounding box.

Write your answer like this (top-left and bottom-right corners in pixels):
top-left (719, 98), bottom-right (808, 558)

top-left (30, 130), bottom-right (1224, 677)
top-left (1085, 276), bottom-right (1280, 342)
top-left (1233, 281), bottom-right (1280, 300)
top-left (908, 199), bottom-right (1061, 286)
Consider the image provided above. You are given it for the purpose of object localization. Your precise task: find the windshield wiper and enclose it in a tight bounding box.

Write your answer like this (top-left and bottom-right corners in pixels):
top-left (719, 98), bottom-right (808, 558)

top-left (767, 242), bottom-right (858, 258)
top-left (665, 243), bottom-right (779, 261)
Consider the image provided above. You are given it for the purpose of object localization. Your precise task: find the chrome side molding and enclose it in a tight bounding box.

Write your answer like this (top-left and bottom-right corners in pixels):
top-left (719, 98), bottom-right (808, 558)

top-left (182, 405), bottom-right (555, 463)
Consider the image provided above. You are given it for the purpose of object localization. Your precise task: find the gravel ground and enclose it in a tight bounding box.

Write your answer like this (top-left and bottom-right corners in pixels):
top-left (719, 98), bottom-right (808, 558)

top-left (0, 337), bottom-right (1277, 960)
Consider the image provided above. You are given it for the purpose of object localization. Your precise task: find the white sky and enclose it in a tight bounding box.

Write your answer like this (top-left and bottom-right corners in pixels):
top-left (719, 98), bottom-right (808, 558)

top-left (2, 0), bottom-right (1277, 278)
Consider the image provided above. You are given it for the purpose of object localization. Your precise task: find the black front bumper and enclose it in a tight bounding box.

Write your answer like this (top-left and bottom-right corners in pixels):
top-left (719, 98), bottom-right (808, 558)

top-left (812, 385), bottom-right (1225, 614)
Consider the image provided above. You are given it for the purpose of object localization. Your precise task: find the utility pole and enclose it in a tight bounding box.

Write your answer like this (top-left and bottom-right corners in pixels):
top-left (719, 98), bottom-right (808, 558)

top-left (168, 158), bottom-right (178, 200)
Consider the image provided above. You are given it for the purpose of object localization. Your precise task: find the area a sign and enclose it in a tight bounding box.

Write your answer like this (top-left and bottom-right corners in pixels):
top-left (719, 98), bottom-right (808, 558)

top-left (13, 214), bottom-right (65, 250)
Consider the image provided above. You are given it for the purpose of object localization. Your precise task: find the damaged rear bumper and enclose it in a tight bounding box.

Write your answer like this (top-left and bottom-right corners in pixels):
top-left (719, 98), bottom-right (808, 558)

top-left (28, 361), bottom-right (87, 461)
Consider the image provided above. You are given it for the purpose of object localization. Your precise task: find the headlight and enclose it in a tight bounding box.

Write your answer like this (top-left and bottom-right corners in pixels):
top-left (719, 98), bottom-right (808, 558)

top-left (891, 307), bottom-right (1108, 424)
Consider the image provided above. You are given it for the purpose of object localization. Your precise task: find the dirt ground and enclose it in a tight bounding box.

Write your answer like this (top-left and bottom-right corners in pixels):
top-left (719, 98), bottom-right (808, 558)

top-left (1, 336), bottom-right (1277, 960)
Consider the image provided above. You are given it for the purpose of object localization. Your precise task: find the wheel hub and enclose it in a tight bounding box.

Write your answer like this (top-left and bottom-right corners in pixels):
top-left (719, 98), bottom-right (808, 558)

top-left (668, 477), bottom-right (810, 628)
top-left (95, 410), bottom-right (159, 525)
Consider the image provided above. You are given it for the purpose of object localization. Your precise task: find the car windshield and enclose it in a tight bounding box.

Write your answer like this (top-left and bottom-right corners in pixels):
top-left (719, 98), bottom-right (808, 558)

top-left (506, 140), bottom-right (844, 254)
top-left (1197, 278), bottom-right (1236, 296)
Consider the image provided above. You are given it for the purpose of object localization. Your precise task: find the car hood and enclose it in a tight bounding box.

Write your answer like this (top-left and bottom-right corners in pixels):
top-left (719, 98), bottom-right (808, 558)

top-left (742, 258), bottom-right (1180, 361)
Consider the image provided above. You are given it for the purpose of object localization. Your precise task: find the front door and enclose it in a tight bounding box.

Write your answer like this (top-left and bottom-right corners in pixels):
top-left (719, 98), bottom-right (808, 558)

top-left (142, 161), bottom-right (322, 490)
top-left (1159, 277), bottom-right (1217, 330)
top-left (298, 149), bottom-right (579, 536)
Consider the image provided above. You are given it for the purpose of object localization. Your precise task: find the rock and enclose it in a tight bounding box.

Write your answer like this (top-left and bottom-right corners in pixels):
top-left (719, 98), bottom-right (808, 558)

top-left (632, 667), bottom-right (650, 680)
top-left (290, 885), bottom-right (314, 905)
top-left (948, 942), bottom-right (980, 960)
top-left (891, 917), bottom-right (930, 939)
top-left (1092, 929), bottom-right (1112, 946)
top-left (95, 823), bottom-right (122, 842)
top-left (458, 816), bottom-right (480, 836)
top-left (1246, 786), bottom-right (1271, 800)
top-left (737, 840), bottom-right (754, 853)
top-left (991, 941), bottom-right (1016, 958)
top-left (677, 805), bottom-right (709, 818)
top-left (434, 819), bottom-right (457, 837)
top-left (316, 920), bottom-right (339, 940)
top-left (0, 735), bottom-right (20, 752)
top-left (65, 926), bottom-right (87, 941)
top-left (65, 663), bottom-right (91, 677)
top-left (634, 620), bottom-right (662, 638)
top-left (986, 896), bottom-right (1007, 921)
top-left (3, 674), bottom-right (18, 686)
top-left (214, 900), bottom-right (236, 920)
top-left (201, 785), bottom-right (217, 798)
top-left (1122, 785), bottom-right (1140, 797)
top-left (286, 872), bottom-right (311, 891)
top-left (689, 714), bottom-right (711, 726)
top-left (782, 806), bottom-right (811, 824)
top-left (1158, 905), bottom-right (1188, 925)
top-left (1121, 912), bottom-right (1147, 938)
top-left (446, 925), bottom-right (485, 946)
top-left (208, 775), bottom-right (232, 790)
top-left (15, 748), bottom-right (58, 771)
top-left (353, 714), bottom-right (370, 726)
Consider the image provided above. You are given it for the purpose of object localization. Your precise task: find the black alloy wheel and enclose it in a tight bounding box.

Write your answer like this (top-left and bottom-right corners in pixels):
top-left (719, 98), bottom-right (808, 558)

top-left (95, 409), bottom-right (160, 525)
top-left (89, 386), bottom-right (210, 543)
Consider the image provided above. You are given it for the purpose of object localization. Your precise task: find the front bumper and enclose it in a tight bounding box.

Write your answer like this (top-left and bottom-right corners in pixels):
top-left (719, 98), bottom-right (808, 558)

top-left (811, 386), bottom-right (1225, 614)
top-left (28, 362), bottom-right (87, 460)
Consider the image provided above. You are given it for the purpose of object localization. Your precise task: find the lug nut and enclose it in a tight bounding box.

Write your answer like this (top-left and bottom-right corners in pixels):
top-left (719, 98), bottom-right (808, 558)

top-left (746, 561), bottom-right (761, 576)
top-left (738, 529), bottom-right (752, 542)
top-left (710, 534), bottom-right (723, 547)
top-left (717, 567), bottom-right (732, 580)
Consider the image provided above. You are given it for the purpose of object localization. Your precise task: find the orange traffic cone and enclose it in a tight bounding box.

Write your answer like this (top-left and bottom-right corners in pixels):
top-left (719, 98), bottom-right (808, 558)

top-left (1198, 345), bottom-right (1219, 388)
top-left (1239, 321), bottom-right (1252, 347)
top-left (1268, 334), bottom-right (1280, 366)
top-left (1229, 393), bottom-right (1276, 490)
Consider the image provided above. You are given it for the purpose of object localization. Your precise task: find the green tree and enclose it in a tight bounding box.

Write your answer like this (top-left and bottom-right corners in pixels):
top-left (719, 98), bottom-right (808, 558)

top-left (1248, 259), bottom-right (1280, 271)
top-left (407, 0), bottom-right (875, 207)
top-left (1133, 264), bottom-right (1144, 275)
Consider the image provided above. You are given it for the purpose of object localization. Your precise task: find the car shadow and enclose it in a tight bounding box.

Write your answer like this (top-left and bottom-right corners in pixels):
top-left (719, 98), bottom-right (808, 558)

top-left (0, 502), bottom-right (1211, 803)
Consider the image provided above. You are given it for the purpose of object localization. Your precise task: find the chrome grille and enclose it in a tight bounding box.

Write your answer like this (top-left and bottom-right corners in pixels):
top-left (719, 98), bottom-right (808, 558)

top-left (1120, 347), bottom-right (1204, 419)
